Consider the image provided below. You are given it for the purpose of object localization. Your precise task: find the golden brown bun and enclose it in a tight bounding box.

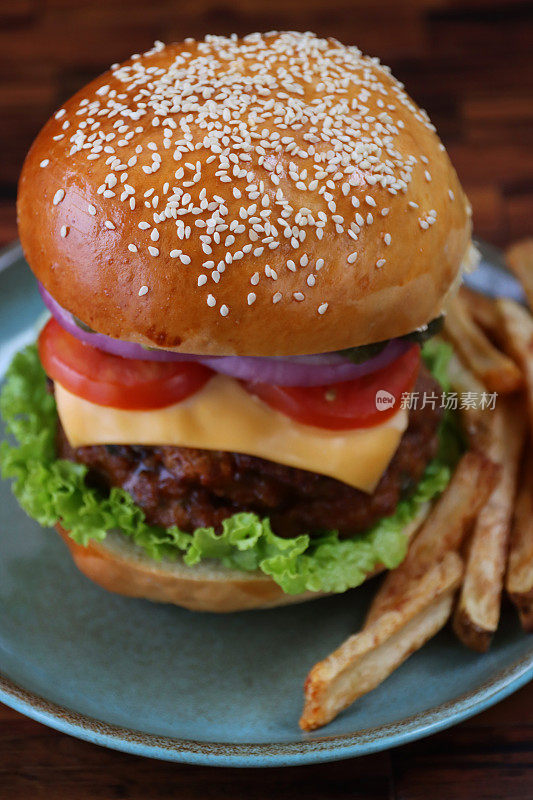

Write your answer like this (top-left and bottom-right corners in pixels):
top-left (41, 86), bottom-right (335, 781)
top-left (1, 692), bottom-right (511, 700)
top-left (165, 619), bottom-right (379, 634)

top-left (19, 33), bottom-right (471, 356)
top-left (56, 502), bottom-right (429, 612)
top-left (58, 526), bottom-right (321, 612)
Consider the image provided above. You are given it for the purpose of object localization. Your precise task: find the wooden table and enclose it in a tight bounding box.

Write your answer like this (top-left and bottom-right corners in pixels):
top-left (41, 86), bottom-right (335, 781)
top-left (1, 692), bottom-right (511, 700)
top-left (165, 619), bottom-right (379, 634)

top-left (0, 1), bottom-right (532, 797)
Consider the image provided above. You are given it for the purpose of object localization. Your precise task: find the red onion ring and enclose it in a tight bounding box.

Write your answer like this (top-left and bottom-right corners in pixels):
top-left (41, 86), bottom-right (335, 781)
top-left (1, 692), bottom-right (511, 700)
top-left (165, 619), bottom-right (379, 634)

top-left (38, 283), bottom-right (411, 386)
top-left (38, 284), bottom-right (195, 362)
top-left (198, 342), bottom-right (411, 386)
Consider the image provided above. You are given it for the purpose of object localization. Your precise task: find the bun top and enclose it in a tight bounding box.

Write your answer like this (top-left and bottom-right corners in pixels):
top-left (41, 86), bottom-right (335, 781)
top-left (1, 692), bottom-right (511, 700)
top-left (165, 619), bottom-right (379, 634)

top-left (18, 32), bottom-right (471, 356)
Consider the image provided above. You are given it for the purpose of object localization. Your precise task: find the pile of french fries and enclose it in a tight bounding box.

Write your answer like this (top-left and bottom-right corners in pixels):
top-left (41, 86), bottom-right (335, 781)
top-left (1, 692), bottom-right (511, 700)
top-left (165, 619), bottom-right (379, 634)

top-left (300, 239), bottom-right (533, 732)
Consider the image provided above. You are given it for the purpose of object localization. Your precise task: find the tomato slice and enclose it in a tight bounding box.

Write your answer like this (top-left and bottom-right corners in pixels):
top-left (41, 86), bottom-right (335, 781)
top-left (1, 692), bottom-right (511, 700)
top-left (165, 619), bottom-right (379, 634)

top-left (243, 345), bottom-right (421, 430)
top-left (38, 318), bottom-right (213, 410)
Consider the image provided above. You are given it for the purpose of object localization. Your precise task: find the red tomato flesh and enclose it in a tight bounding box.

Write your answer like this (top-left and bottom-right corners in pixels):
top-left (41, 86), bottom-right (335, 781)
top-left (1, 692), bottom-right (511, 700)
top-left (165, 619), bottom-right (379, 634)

top-left (38, 318), bottom-right (213, 410)
top-left (243, 345), bottom-right (421, 430)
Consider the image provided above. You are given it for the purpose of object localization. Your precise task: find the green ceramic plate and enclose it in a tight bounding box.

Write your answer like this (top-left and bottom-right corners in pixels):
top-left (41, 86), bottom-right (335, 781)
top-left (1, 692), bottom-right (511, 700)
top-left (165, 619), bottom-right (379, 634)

top-left (0, 241), bottom-right (531, 766)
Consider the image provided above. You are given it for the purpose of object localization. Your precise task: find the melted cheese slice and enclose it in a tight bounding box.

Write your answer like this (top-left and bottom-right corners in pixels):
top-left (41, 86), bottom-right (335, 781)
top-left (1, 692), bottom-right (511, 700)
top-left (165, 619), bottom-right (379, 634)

top-left (55, 376), bottom-right (408, 493)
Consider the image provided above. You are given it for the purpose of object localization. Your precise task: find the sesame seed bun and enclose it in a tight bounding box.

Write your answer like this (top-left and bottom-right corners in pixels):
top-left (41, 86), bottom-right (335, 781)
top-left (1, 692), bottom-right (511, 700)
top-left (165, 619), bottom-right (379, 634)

top-left (18, 32), bottom-right (471, 356)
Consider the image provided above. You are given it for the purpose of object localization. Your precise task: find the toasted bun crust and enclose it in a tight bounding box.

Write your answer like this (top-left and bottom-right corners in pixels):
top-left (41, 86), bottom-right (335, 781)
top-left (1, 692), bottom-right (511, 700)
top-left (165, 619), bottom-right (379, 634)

top-left (56, 503), bottom-right (429, 612)
top-left (19, 32), bottom-right (470, 356)
top-left (57, 526), bottom-right (322, 612)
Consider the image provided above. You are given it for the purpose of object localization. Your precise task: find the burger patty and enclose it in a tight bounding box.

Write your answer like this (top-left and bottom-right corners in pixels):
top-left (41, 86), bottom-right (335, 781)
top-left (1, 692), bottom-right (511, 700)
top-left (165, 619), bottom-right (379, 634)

top-left (56, 367), bottom-right (443, 539)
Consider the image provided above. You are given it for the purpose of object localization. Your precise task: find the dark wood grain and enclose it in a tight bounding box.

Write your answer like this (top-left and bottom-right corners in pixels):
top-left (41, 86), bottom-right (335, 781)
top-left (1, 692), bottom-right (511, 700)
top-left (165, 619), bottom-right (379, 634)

top-left (0, 1), bottom-right (531, 797)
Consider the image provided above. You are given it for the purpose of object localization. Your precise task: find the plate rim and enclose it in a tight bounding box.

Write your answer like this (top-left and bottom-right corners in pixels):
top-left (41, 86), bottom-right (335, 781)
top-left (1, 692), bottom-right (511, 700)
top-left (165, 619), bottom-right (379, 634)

top-left (1, 238), bottom-right (532, 767)
top-left (1, 654), bottom-right (532, 766)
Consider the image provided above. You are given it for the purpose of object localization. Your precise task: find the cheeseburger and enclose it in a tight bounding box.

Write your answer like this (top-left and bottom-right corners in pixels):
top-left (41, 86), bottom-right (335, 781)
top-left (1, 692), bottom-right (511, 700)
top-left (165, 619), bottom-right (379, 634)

top-left (3, 32), bottom-right (471, 611)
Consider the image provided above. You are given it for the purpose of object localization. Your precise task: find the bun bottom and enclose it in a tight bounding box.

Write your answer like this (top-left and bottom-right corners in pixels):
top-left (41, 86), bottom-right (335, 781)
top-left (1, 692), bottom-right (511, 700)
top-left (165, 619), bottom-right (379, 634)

top-left (56, 525), bottom-right (321, 611)
top-left (56, 504), bottom-right (429, 612)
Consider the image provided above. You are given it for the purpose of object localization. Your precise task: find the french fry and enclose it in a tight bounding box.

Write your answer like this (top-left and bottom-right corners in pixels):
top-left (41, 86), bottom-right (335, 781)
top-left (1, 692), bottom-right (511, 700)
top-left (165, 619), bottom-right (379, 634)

top-left (506, 449), bottom-right (533, 632)
top-left (446, 344), bottom-right (486, 396)
top-left (443, 294), bottom-right (523, 393)
top-left (453, 398), bottom-right (526, 652)
top-left (446, 347), bottom-right (493, 451)
top-left (496, 298), bottom-right (533, 438)
top-left (459, 286), bottom-right (502, 341)
top-left (366, 452), bottom-right (499, 626)
top-left (298, 283), bottom-right (531, 732)
top-left (506, 239), bottom-right (533, 310)
top-left (299, 552), bottom-right (463, 731)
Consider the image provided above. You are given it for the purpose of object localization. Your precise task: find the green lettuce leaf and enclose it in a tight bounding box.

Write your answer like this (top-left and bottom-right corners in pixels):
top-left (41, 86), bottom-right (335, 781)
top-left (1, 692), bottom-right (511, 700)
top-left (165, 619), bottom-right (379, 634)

top-left (0, 341), bottom-right (459, 595)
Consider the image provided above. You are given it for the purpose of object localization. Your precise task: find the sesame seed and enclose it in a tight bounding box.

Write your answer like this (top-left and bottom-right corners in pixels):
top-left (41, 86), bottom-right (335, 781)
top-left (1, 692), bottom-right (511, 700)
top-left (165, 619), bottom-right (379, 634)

top-left (48, 33), bottom-right (444, 319)
top-left (448, 189), bottom-right (455, 201)
top-left (247, 292), bottom-right (256, 305)
top-left (53, 189), bottom-right (65, 206)
top-left (138, 285), bottom-right (149, 296)
top-left (273, 291), bottom-right (282, 303)
top-left (220, 304), bottom-right (229, 317)
top-left (318, 302), bottom-right (328, 315)
top-left (347, 251), bottom-right (358, 264)
top-left (60, 225), bottom-right (68, 238)
top-left (376, 258), bottom-right (386, 268)
top-left (207, 294), bottom-right (216, 307)
top-left (40, 159), bottom-right (50, 168)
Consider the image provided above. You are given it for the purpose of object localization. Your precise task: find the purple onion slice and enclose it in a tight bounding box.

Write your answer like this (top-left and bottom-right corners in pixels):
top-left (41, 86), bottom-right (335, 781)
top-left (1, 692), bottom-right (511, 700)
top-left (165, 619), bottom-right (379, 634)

top-left (38, 283), bottom-right (411, 386)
